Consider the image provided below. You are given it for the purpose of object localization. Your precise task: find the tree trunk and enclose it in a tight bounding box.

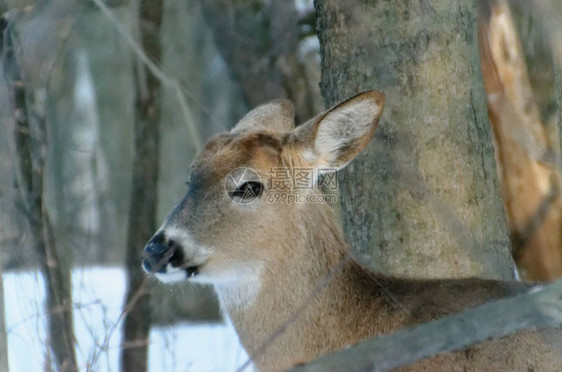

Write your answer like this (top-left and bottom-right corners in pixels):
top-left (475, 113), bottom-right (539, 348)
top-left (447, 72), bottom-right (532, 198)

top-left (120, 0), bottom-right (163, 371)
top-left (315, 0), bottom-right (514, 280)
top-left (4, 12), bottom-right (78, 371)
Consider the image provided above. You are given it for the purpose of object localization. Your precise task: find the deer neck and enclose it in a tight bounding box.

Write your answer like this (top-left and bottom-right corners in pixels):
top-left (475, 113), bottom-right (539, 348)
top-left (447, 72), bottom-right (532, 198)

top-left (213, 203), bottom-right (376, 368)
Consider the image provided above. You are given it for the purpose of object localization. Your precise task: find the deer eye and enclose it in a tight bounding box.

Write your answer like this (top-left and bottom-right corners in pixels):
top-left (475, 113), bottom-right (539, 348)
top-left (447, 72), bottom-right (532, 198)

top-left (230, 181), bottom-right (264, 203)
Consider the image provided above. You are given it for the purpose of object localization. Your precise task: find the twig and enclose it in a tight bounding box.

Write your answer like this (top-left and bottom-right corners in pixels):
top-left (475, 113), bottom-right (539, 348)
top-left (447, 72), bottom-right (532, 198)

top-left (90, 0), bottom-right (208, 152)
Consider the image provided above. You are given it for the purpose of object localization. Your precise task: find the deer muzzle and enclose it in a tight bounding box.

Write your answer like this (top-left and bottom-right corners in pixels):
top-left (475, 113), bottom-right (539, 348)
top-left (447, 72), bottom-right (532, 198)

top-left (142, 230), bottom-right (198, 278)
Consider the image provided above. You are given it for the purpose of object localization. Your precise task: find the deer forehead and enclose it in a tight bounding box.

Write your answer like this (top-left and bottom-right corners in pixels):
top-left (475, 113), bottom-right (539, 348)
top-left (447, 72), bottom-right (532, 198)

top-left (191, 130), bottom-right (303, 185)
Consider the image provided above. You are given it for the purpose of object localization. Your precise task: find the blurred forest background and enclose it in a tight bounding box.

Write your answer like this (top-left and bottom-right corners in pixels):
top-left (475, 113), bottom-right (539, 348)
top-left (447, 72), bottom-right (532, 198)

top-left (1, 0), bottom-right (562, 371)
top-left (0, 0), bottom-right (321, 370)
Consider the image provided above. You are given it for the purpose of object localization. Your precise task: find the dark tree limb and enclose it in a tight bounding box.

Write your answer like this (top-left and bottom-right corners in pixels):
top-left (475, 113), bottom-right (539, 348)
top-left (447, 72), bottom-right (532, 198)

top-left (119, 0), bottom-right (163, 371)
top-left (478, 0), bottom-right (562, 281)
top-left (290, 280), bottom-right (562, 372)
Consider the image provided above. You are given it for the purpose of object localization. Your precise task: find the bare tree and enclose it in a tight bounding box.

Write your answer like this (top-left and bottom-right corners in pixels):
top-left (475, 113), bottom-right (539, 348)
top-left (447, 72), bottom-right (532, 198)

top-left (2, 10), bottom-right (78, 372)
top-left (120, 0), bottom-right (163, 370)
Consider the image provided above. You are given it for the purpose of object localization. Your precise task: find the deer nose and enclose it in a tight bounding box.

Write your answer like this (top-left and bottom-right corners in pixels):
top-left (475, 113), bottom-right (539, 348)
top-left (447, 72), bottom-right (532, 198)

top-left (142, 231), bottom-right (178, 274)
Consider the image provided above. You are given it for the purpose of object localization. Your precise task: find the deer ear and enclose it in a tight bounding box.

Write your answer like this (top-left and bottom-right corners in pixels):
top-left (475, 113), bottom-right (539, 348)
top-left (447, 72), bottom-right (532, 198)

top-left (232, 99), bottom-right (295, 133)
top-left (295, 90), bottom-right (385, 170)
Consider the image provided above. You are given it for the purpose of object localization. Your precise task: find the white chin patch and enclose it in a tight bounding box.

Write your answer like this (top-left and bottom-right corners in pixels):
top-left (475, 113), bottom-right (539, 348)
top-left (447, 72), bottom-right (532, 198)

top-left (211, 265), bottom-right (265, 309)
top-left (155, 264), bottom-right (188, 283)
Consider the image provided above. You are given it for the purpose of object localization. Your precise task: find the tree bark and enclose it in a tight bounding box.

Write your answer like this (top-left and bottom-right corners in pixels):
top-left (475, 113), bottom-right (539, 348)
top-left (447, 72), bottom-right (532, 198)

top-left (3, 12), bottom-right (78, 372)
top-left (120, 0), bottom-right (163, 371)
top-left (315, 0), bottom-right (514, 280)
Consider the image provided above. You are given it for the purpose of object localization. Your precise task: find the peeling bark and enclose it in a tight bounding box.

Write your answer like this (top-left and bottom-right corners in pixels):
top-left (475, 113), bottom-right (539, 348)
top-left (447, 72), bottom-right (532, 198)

top-left (478, 0), bottom-right (562, 281)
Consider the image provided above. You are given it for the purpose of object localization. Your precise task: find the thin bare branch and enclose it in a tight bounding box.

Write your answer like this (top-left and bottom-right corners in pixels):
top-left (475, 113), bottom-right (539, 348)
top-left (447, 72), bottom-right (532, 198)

top-left (90, 0), bottom-right (207, 151)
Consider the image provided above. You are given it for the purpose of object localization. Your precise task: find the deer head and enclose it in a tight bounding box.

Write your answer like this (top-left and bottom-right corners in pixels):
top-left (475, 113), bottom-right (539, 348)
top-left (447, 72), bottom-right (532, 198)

top-left (142, 91), bottom-right (385, 296)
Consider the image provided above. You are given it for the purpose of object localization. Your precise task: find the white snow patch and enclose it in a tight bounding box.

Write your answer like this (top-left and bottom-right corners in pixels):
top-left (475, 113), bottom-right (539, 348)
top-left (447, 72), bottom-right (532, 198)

top-left (4, 266), bottom-right (250, 371)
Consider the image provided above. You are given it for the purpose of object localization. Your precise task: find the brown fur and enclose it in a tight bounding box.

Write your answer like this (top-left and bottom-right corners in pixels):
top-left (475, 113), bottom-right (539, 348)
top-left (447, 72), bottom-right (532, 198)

top-left (151, 92), bottom-right (562, 371)
top-left (225, 201), bottom-right (562, 371)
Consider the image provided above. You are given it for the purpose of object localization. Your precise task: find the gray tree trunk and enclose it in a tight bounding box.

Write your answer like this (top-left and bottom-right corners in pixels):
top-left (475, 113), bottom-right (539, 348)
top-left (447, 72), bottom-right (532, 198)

top-left (315, 0), bottom-right (514, 280)
top-left (120, 0), bottom-right (162, 370)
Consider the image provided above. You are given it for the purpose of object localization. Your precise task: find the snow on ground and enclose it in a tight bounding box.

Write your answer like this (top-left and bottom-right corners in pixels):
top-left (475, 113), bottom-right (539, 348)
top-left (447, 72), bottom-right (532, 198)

top-left (4, 266), bottom-right (250, 372)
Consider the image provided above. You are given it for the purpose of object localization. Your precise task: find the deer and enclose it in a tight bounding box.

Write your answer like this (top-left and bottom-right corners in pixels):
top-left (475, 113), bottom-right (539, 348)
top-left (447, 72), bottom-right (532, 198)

top-left (142, 90), bottom-right (562, 371)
